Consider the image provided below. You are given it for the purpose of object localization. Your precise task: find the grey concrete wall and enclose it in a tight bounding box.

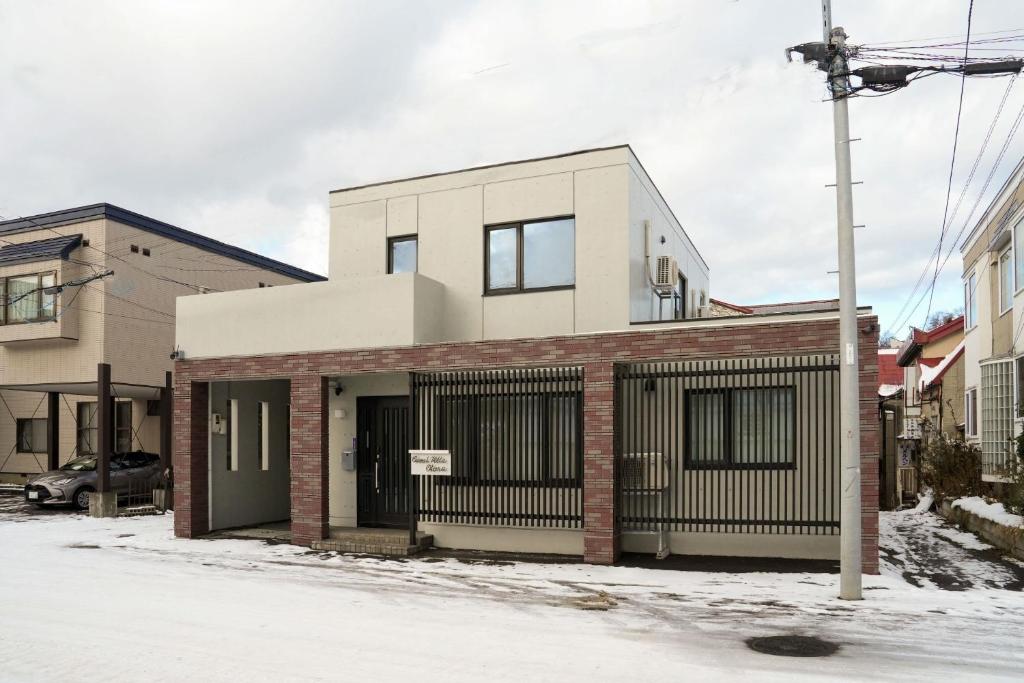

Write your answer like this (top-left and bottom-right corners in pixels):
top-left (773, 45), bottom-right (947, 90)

top-left (209, 379), bottom-right (290, 530)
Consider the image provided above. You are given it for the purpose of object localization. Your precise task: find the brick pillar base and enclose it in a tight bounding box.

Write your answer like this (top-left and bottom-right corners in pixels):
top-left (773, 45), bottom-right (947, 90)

top-left (582, 362), bottom-right (619, 564)
top-left (859, 323), bottom-right (881, 574)
top-left (290, 374), bottom-right (328, 546)
top-left (174, 380), bottom-right (209, 538)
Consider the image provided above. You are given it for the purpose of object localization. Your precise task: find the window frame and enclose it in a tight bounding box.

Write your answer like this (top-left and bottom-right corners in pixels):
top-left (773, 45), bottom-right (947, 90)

top-left (674, 271), bottom-right (687, 320)
top-left (387, 234), bottom-right (418, 274)
top-left (1, 270), bottom-right (58, 326)
top-left (483, 216), bottom-right (576, 296)
top-left (965, 271), bottom-right (978, 329)
top-left (1015, 216), bottom-right (1024, 294)
top-left (15, 418), bottom-right (47, 454)
top-left (436, 390), bottom-right (583, 487)
top-left (999, 246), bottom-right (1013, 315)
top-left (966, 387), bottom-right (979, 436)
top-left (77, 402), bottom-right (98, 455)
top-left (115, 401), bottom-right (132, 453)
top-left (684, 386), bottom-right (798, 471)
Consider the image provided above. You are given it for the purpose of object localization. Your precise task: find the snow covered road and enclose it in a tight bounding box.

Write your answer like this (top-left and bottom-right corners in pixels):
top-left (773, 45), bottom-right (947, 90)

top-left (1, 498), bottom-right (1022, 682)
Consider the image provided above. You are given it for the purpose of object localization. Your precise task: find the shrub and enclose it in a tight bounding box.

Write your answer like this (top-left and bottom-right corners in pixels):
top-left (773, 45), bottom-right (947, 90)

top-left (1000, 435), bottom-right (1024, 515)
top-left (919, 435), bottom-right (982, 502)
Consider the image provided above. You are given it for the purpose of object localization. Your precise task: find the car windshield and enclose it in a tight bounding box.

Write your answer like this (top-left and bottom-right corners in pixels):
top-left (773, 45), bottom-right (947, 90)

top-left (60, 456), bottom-right (97, 472)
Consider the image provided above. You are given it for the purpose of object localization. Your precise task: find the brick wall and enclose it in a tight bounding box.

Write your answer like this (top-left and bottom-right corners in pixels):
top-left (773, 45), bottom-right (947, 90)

top-left (174, 315), bottom-right (881, 573)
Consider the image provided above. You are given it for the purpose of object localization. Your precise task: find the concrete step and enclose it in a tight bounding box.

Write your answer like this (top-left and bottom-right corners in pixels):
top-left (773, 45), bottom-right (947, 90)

top-left (312, 531), bottom-right (433, 557)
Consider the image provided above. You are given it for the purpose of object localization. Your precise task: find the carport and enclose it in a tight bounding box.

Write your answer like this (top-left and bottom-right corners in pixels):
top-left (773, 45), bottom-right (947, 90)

top-left (1, 363), bottom-right (173, 513)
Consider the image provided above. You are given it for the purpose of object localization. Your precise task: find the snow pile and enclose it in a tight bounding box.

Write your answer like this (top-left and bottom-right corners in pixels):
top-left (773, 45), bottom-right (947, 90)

top-left (918, 339), bottom-right (965, 391)
top-left (952, 496), bottom-right (1024, 529)
top-left (909, 492), bottom-right (934, 514)
top-left (878, 383), bottom-right (903, 398)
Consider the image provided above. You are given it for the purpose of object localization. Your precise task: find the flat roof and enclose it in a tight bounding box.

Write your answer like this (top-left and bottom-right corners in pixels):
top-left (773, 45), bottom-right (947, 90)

top-left (329, 144), bottom-right (631, 195)
top-left (0, 204), bottom-right (325, 282)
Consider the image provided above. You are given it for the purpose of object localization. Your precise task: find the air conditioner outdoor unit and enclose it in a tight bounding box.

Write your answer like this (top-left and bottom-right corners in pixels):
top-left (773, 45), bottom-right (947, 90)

top-left (621, 453), bottom-right (669, 493)
top-left (654, 255), bottom-right (678, 292)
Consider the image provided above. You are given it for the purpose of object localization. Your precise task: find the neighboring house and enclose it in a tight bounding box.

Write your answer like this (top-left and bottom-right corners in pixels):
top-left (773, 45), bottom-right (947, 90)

top-left (960, 156), bottom-right (1024, 484)
top-left (0, 204), bottom-right (323, 486)
top-left (878, 344), bottom-right (904, 510)
top-left (896, 316), bottom-right (966, 442)
top-left (171, 145), bottom-right (880, 572)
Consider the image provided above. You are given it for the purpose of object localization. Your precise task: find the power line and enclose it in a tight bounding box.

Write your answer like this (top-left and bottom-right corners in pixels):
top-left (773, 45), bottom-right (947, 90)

top-left (925, 0), bottom-right (975, 325)
top-left (883, 74), bottom-right (1017, 337)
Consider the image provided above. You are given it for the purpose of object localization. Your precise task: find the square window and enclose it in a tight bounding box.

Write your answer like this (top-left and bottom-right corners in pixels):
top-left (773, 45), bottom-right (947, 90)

top-left (388, 236), bottom-right (418, 274)
top-left (16, 418), bottom-right (47, 454)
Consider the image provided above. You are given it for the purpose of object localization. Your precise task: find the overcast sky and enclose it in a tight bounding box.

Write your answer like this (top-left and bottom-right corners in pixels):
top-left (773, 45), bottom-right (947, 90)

top-left (4, 0), bottom-right (1024, 339)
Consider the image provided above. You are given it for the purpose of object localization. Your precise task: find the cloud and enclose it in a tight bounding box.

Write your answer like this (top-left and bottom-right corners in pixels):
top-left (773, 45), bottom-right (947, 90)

top-left (2, 0), bottom-right (1023, 338)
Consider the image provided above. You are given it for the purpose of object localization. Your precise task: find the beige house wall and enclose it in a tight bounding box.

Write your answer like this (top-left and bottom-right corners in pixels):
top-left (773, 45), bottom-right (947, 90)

top-left (2, 214), bottom-right (317, 476)
top-left (325, 146), bottom-right (709, 347)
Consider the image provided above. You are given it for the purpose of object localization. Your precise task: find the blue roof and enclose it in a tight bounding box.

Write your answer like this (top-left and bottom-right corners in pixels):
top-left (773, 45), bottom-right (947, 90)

top-left (0, 233), bottom-right (82, 267)
top-left (0, 204), bottom-right (325, 282)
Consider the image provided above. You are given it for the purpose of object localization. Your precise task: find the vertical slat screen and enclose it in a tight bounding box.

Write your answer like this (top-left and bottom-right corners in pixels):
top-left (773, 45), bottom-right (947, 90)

top-left (615, 355), bottom-right (840, 535)
top-left (412, 367), bottom-right (583, 528)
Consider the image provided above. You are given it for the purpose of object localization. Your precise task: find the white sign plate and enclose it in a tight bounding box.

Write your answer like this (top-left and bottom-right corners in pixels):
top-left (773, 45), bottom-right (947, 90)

top-left (410, 450), bottom-right (452, 476)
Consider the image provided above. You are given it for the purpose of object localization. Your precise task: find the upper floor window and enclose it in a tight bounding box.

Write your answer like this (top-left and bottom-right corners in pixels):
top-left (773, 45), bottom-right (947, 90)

top-left (1000, 248), bottom-right (1013, 314)
top-left (1, 271), bottom-right (56, 325)
top-left (1015, 218), bottom-right (1024, 292)
top-left (673, 272), bottom-right (687, 320)
top-left (965, 271), bottom-right (978, 328)
top-left (485, 217), bottom-right (574, 294)
top-left (388, 235), bottom-right (418, 274)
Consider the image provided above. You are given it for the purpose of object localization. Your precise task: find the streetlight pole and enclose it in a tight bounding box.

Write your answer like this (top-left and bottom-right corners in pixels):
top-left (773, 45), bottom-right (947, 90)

top-left (823, 0), bottom-right (863, 601)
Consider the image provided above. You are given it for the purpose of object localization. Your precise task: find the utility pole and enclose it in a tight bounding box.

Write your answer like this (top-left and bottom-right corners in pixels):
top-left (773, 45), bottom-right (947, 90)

top-left (789, 0), bottom-right (1023, 603)
top-left (822, 0), bottom-right (862, 602)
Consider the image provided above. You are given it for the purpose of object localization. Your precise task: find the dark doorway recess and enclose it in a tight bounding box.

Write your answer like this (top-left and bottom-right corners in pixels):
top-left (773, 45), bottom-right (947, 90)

top-left (357, 396), bottom-right (410, 528)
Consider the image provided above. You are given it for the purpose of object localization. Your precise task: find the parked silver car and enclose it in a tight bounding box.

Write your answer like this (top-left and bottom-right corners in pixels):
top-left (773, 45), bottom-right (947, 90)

top-left (24, 451), bottom-right (162, 509)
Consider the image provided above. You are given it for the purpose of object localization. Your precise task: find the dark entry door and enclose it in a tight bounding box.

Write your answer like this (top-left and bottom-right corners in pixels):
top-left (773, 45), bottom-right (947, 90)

top-left (357, 396), bottom-right (410, 527)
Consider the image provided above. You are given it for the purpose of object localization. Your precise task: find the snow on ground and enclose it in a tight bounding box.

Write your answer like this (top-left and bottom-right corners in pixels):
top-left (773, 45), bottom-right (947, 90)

top-left (1, 495), bottom-right (1023, 682)
top-left (953, 496), bottom-right (1024, 528)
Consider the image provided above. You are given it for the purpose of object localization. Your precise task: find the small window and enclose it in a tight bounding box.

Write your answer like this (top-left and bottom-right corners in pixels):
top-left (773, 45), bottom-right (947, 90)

top-left (674, 272), bottom-right (687, 320)
top-left (130, 244), bottom-right (139, 253)
top-left (16, 418), bottom-right (47, 453)
top-left (1000, 248), bottom-right (1013, 314)
top-left (966, 387), bottom-right (979, 435)
top-left (965, 272), bottom-right (978, 328)
top-left (258, 401), bottom-right (270, 471)
top-left (77, 402), bottom-right (98, 455)
top-left (485, 217), bottom-right (575, 294)
top-left (228, 399), bottom-right (239, 471)
top-left (1015, 217), bottom-right (1024, 292)
top-left (258, 282), bottom-right (266, 288)
top-left (142, 247), bottom-right (151, 257)
top-left (388, 235), bottom-right (418, 274)
top-left (115, 401), bottom-right (132, 453)
top-left (686, 387), bottom-right (796, 469)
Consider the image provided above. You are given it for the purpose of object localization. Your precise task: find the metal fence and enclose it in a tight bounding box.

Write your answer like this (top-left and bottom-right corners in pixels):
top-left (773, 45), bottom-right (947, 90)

top-left (615, 355), bottom-right (840, 535)
top-left (411, 368), bottom-right (584, 527)
top-left (118, 473), bottom-right (166, 515)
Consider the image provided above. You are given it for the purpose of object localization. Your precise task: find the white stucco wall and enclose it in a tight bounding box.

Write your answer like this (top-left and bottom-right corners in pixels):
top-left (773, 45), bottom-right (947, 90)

top-left (176, 273), bottom-right (446, 360)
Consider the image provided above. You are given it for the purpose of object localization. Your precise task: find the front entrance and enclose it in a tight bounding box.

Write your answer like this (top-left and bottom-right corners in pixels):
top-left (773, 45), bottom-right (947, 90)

top-left (356, 396), bottom-right (410, 528)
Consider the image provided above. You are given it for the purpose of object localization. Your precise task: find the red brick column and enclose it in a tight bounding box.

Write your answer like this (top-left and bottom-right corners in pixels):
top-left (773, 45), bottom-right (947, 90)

top-left (582, 362), bottom-right (619, 564)
top-left (859, 322), bottom-right (880, 574)
top-left (173, 380), bottom-right (209, 538)
top-left (290, 374), bottom-right (328, 546)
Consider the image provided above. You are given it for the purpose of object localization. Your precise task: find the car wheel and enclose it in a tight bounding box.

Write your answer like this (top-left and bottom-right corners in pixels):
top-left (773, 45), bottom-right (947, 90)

top-left (72, 487), bottom-right (94, 510)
